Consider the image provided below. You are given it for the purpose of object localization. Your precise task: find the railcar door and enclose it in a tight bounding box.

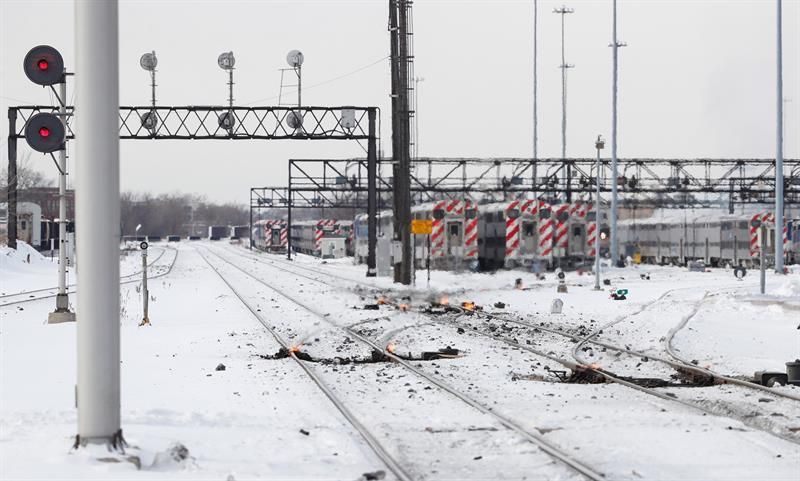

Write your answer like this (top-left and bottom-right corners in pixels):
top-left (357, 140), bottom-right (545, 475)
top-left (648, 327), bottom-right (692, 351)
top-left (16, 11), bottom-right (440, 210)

top-left (447, 221), bottom-right (463, 257)
top-left (568, 222), bottom-right (585, 257)
top-left (521, 221), bottom-right (537, 255)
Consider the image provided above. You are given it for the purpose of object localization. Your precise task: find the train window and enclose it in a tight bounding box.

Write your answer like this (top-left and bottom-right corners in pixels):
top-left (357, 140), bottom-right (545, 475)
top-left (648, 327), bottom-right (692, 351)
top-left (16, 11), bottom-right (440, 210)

top-left (485, 212), bottom-right (494, 222)
top-left (572, 227), bottom-right (581, 236)
top-left (449, 224), bottom-right (459, 236)
top-left (739, 221), bottom-right (748, 229)
top-left (433, 209), bottom-right (445, 220)
top-left (539, 210), bottom-right (551, 219)
top-left (586, 212), bottom-right (596, 221)
top-left (465, 208), bottom-right (477, 219)
top-left (20, 220), bottom-right (27, 230)
top-left (507, 208), bottom-right (520, 219)
top-left (523, 223), bottom-right (535, 236)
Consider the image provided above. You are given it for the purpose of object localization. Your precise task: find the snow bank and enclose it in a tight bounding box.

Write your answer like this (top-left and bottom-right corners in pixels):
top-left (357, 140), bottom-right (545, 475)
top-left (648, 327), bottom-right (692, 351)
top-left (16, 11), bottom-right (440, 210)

top-left (774, 275), bottom-right (800, 298)
top-left (0, 241), bottom-right (48, 270)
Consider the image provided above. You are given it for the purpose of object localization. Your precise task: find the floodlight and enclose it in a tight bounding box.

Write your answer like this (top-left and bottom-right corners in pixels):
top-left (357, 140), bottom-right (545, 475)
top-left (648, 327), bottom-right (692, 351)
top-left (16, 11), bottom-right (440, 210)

top-left (286, 50), bottom-right (304, 68)
top-left (218, 51), bottom-right (235, 70)
top-left (139, 51), bottom-right (157, 71)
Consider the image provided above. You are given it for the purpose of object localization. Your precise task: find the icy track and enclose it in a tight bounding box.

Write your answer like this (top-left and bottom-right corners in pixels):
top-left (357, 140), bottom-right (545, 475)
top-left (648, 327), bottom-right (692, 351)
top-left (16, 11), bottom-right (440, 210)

top-left (1, 240), bottom-right (799, 480)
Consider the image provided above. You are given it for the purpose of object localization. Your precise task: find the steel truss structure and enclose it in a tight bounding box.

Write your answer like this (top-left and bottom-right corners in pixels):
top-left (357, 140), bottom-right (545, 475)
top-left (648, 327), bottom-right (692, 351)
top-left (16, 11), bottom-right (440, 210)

top-left (286, 157), bottom-right (800, 209)
top-left (7, 106), bottom-right (380, 275)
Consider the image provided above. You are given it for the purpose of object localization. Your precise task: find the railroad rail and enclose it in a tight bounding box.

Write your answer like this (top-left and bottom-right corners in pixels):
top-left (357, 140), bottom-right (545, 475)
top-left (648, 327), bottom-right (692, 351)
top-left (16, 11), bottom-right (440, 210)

top-left (0, 246), bottom-right (178, 309)
top-left (200, 244), bottom-right (607, 481)
top-left (223, 245), bottom-right (800, 444)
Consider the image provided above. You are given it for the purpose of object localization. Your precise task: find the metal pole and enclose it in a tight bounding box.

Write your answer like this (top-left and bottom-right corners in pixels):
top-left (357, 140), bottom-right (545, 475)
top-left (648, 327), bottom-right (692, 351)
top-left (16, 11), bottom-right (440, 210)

top-left (533, 0), bottom-right (538, 202)
top-left (287, 185), bottom-right (293, 260)
top-left (760, 226), bottom-right (766, 294)
top-left (367, 108), bottom-right (378, 277)
top-left (248, 189), bottom-right (253, 250)
top-left (7, 108), bottom-right (17, 250)
top-left (49, 76), bottom-right (75, 323)
top-left (141, 249), bottom-right (149, 324)
top-left (775, 0), bottom-right (784, 273)
top-left (297, 65), bottom-right (301, 108)
top-left (610, 0), bottom-right (620, 265)
top-left (594, 143), bottom-right (602, 290)
top-left (75, 0), bottom-right (122, 447)
top-left (554, 6), bottom-right (573, 203)
top-left (533, 0), bottom-right (538, 161)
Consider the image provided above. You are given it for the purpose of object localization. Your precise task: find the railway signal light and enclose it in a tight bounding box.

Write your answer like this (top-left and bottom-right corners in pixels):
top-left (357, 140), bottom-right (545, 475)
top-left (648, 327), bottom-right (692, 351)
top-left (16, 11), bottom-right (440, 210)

top-left (23, 45), bottom-right (64, 86)
top-left (24, 112), bottom-right (65, 153)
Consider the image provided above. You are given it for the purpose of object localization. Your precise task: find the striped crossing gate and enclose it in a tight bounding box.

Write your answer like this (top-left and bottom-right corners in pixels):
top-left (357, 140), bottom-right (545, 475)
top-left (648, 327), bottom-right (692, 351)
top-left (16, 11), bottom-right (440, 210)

top-left (430, 201), bottom-right (448, 258)
top-left (583, 203), bottom-right (596, 256)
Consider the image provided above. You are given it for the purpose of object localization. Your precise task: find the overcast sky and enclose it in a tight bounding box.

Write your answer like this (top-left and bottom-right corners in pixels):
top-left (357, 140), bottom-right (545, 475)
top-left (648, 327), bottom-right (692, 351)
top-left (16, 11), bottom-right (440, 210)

top-left (1, 0), bottom-right (798, 204)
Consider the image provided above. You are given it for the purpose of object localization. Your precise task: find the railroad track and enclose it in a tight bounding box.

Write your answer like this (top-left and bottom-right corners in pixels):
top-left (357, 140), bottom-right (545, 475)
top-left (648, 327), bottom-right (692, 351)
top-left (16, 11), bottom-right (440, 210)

top-left (196, 248), bottom-right (413, 481)
top-left (201, 244), bottom-right (606, 481)
top-left (0, 246), bottom-right (179, 309)
top-left (221, 246), bottom-right (800, 444)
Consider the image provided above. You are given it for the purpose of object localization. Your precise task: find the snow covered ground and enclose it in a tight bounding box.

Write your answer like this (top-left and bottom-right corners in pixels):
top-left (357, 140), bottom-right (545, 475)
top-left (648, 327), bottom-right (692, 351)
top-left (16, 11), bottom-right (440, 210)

top-left (1, 241), bottom-right (799, 480)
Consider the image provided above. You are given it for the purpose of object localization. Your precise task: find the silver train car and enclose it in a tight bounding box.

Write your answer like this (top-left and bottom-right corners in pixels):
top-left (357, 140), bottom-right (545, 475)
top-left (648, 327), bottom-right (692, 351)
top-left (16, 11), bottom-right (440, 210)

top-left (616, 211), bottom-right (789, 267)
top-left (252, 219), bottom-right (288, 252)
top-left (353, 199), bottom-right (478, 270)
top-left (290, 219), bottom-right (351, 258)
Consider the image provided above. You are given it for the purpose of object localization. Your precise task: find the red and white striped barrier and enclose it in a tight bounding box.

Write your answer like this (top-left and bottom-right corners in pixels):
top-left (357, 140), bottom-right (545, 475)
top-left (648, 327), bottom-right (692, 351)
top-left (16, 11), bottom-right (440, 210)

top-left (587, 220), bottom-right (597, 257)
top-left (553, 204), bottom-right (570, 253)
top-left (315, 219), bottom-right (336, 251)
top-left (430, 200), bottom-right (447, 258)
top-left (464, 200), bottom-right (478, 259)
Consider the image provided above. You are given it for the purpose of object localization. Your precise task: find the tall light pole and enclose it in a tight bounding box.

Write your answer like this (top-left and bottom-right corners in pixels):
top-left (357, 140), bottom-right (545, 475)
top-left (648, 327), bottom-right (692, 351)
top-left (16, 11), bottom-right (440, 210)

top-left (75, 0), bottom-right (122, 448)
top-left (533, 0), bottom-right (539, 201)
top-left (610, 0), bottom-right (626, 266)
top-left (775, 0), bottom-right (784, 273)
top-left (554, 5), bottom-right (574, 202)
top-left (594, 135), bottom-right (604, 291)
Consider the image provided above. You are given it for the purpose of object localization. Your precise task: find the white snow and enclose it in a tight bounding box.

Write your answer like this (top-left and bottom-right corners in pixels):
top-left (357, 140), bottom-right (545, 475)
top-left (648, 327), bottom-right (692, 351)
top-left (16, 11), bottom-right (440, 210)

top-left (2, 241), bottom-right (799, 480)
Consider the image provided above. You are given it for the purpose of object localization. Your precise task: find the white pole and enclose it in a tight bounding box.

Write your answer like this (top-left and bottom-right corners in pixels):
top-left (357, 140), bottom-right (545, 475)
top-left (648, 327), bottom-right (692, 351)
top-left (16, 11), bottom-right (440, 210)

top-left (595, 136), bottom-right (603, 290)
top-left (48, 76), bottom-right (76, 324)
top-left (75, 0), bottom-right (122, 446)
top-left (533, 0), bottom-right (538, 162)
top-left (775, 0), bottom-right (784, 273)
top-left (610, 0), bottom-right (620, 266)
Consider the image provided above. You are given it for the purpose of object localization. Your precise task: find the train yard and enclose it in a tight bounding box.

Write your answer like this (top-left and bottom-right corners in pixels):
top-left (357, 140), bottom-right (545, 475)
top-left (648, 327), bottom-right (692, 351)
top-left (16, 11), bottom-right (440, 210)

top-left (2, 240), bottom-right (798, 480)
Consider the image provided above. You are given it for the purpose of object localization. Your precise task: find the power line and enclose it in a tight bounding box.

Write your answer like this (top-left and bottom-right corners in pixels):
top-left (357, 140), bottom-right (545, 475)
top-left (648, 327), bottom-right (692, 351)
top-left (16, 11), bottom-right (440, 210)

top-left (243, 55), bottom-right (389, 106)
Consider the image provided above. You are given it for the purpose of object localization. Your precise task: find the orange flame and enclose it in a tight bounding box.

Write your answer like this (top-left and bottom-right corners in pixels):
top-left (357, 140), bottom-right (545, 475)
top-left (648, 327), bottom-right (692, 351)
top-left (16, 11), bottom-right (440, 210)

top-left (398, 303), bottom-right (409, 312)
top-left (386, 342), bottom-right (397, 354)
top-left (289, 344), bottom-right (302, 353)
top-left (461, 301), bottom-right (476, 311)
top-left (438, 295), bottom-right (450, 306)
top-left (587, 363), bottom-right (602, 370)
top-left (377, 296), bottom-right (388, 305)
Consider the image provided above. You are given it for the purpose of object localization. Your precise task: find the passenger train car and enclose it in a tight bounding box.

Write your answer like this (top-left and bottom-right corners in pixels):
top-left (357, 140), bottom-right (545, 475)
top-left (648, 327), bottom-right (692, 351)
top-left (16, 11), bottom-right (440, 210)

top-left (290, 219), bottom-right (352, 259)
top-left (616, 210), bottom-right (796, 267)
top-left (252, 219), bottom-right (288, 252)
top-left (354, 199), bottom-right (478, 269)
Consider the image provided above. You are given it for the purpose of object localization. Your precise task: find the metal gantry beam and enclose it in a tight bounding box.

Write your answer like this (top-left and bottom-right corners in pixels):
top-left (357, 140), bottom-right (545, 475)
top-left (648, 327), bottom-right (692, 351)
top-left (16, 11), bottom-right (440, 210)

top-left (8, 105), bottom-right (374, 140)
top-left (287, 157), bottom-right (800, 206)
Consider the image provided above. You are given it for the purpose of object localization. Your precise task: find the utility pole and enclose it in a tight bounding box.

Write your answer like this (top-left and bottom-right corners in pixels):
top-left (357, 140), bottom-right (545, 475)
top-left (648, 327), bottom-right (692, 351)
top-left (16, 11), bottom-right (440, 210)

top-left (610, 0), bottom-right (626, 266)
top-left (533, 0), bottom-right (539, 201)
top-left (775, 0), bottom-right (784, 273)
top-left (390, 0), bottom-right (412, 285)
top-left (554, 5), bottom-right (574, 203)
top-left (75, 0), bottom-right (123, 448)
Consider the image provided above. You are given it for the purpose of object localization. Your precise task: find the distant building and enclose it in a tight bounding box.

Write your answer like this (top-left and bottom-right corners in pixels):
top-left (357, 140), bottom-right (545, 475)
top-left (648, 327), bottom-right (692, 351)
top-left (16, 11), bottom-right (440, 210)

top-left (18, 187), bottom-right (75, 220)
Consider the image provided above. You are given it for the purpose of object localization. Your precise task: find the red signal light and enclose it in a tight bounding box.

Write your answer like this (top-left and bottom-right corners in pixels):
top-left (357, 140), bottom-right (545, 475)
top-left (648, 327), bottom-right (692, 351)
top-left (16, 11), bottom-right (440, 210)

top-left (37, 59), bottom-right (49, 71)
top-left (39, 126), bottom-right (51, 138)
